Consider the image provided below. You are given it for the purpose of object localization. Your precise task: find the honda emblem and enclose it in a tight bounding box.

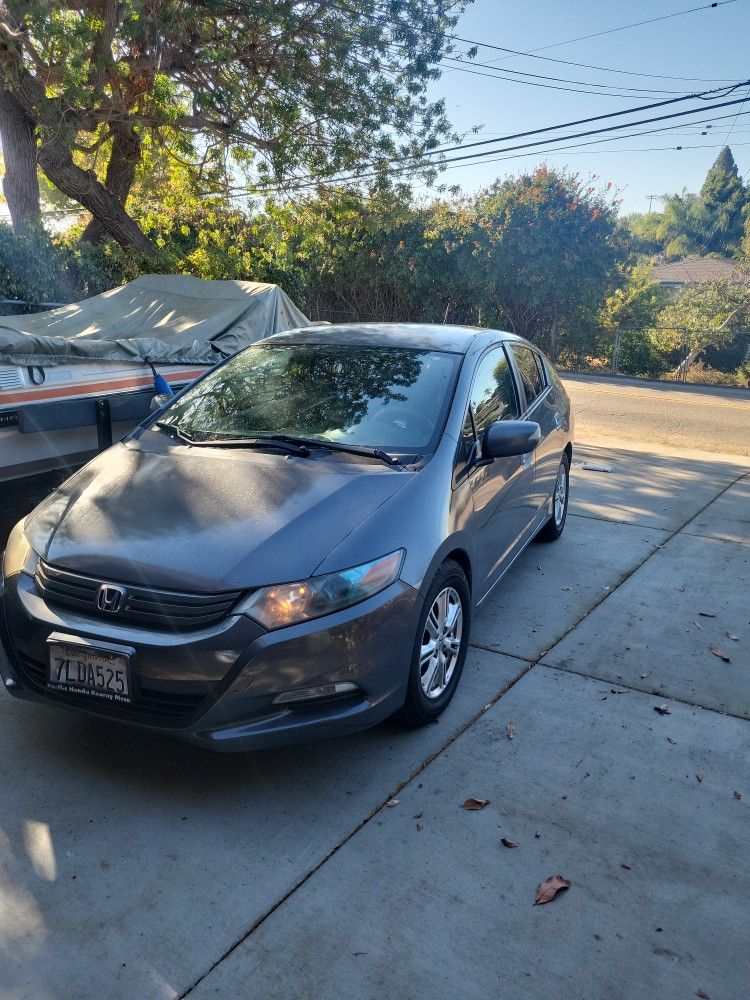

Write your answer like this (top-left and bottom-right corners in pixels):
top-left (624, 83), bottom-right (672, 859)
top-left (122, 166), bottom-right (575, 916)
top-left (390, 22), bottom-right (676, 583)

top-left (97, 584), bottom-right (126, 614)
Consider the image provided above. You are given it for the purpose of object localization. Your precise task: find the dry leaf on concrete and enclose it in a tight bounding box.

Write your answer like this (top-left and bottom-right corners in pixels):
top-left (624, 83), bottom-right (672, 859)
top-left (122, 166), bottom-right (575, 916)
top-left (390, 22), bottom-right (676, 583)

top-left (534, 875), bottom-right (571, 905)
top-left (654, 704), bottom-right (671, 716)
top-left (462, 798), bottom-right (489, 811)
top-left (733, 790), bottom-right (742, 800)
top-left (726, 631), bottom-right (739, 641)
top-left (711, 646), bottom-right (731, 663)
top-left (695, 990), bottom-right (711, 999)
top-left (699, 611), bottom-right (717, 618)
top-left (501, 838), bottom-right (518, 848)
top-left (506, 722), bottom-right (515, 740)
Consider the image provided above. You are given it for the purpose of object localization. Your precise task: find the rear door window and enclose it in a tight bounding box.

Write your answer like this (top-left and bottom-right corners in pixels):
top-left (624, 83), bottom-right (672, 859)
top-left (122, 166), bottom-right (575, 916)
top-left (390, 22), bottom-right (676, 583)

top-left (510, 346), bottom-right (545, 410)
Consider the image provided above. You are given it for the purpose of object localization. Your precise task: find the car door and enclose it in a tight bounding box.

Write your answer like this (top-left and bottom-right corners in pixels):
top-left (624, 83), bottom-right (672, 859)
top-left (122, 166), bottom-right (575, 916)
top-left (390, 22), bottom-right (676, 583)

top-left (461, 345), bottom-right (536, 598)
top-left (508, 344), bottom-right (560, 512)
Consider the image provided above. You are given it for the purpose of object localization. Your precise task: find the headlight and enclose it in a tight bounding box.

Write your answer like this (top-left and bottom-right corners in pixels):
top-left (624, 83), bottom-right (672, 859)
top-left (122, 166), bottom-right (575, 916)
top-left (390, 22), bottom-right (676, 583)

top-left (3, 519), bottom-right (39, 578)
top-left (239, 550), bottom-right (404, 630)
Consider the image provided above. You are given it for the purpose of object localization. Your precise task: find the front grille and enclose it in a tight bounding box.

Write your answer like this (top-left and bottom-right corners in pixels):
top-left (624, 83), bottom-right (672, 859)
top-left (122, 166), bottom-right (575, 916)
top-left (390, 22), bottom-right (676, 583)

top-left (36, 560), bottom-right (243, 631)
top-left (16, 652), bottom-right (207, 724)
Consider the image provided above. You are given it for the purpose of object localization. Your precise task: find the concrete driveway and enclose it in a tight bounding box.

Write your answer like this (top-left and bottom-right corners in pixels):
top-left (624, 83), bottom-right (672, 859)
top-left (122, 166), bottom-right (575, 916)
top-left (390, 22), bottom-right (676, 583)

top-left (1, 435), bottom-right (748, 999)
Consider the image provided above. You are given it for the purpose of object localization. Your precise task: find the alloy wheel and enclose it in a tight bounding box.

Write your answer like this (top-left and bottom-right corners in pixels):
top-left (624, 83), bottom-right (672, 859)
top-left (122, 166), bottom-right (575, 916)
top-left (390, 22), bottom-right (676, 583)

top-left (554, 463), bottom-right (568, 527)
top-left (419, 586), bottom-right (463, 699)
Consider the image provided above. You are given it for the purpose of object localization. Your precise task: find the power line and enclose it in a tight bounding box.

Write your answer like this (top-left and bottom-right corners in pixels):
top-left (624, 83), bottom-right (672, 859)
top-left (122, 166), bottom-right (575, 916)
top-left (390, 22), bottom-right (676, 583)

top-left (485, 1), bottom-right (740, 57)
top-left (722, 85), bottom-right (750, 143)
top-left (445, 38), bottom-right (735, 85)
top-left (412, 140), bottom-right (750, 183)
top-left (352, 82), bottom-right (750, 166)
top-left (236, 91), bottom-right (750, 195)
top-left (438, 60), bottom-right (671, 98)
top-left (441, 55), bottom-right (687, 96)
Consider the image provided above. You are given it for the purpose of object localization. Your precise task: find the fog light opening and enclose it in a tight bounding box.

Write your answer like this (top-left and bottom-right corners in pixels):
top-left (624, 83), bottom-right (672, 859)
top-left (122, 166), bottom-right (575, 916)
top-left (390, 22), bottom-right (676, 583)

top-left (273, 682), bottom-right (359, 705)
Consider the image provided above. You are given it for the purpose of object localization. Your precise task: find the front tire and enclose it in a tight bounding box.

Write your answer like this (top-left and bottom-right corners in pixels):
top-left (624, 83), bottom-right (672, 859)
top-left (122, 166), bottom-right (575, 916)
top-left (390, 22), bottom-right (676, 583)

top-left (536, 452), bottom-right (570, 542)
top-left (397, 560), bottom-right (471, 726)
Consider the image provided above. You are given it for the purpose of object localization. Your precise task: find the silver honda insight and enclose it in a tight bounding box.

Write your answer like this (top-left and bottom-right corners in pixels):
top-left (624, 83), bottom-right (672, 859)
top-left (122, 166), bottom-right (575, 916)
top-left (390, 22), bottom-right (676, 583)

top-left (0, 324), bottom-right (573, 750)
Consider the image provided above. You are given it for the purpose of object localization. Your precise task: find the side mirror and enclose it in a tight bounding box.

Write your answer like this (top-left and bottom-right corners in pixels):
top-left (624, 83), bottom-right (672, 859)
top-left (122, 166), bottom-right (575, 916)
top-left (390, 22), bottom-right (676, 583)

top-left (483, 420), bottom-right (541, 459)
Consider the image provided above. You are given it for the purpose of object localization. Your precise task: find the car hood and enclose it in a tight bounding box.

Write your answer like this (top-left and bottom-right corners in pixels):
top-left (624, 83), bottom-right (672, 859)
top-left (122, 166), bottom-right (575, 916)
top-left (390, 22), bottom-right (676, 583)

top-left (27, 440), bottom-right (411, 591)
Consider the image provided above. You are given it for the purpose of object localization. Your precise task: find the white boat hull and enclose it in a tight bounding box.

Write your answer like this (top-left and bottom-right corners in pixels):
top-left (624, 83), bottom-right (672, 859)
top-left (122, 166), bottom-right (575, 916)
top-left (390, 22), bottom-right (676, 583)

top-left (0, 361), bottom-right (208, 482)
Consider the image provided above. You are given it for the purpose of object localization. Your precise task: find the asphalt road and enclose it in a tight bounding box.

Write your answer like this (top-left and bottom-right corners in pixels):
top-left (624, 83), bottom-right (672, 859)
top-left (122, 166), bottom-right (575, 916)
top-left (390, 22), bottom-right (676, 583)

top-left (562, 373), bottom-right (750, 456)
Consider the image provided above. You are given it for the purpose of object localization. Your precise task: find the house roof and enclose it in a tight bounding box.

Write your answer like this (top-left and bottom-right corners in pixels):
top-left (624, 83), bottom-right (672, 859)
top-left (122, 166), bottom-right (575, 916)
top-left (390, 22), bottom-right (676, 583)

top-left (651, 258), bottom-right (749, 286)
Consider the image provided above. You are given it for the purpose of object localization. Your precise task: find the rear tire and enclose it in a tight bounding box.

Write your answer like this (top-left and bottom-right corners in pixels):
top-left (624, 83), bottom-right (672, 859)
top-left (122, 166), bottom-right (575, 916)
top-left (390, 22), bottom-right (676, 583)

top-left (536, 452), bottom-right (570, 542)
top-left (397, 560), bottom-right (471, 727)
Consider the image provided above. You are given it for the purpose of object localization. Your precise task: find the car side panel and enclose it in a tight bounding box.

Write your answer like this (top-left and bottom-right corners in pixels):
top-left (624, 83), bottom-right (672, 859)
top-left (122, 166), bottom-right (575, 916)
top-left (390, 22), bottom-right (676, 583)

top-left (526, 385), bottom-right (564, 511)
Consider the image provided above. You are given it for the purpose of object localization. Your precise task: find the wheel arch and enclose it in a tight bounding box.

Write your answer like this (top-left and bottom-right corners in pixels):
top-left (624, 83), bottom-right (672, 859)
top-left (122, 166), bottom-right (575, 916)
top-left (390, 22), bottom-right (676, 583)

top-left (441, 547), bottom-right (473, 595)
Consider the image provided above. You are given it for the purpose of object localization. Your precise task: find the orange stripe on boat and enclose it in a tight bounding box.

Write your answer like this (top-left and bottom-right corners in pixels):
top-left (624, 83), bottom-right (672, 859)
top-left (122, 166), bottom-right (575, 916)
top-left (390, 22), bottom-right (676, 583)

top-left (0, 369), bottom-right (207, 407)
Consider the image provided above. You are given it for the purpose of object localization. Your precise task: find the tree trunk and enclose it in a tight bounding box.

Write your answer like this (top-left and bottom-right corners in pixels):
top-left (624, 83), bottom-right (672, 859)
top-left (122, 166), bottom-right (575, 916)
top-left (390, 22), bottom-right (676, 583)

top-left (81, 123), bottom-right (141, 244)
top-left (0, 87), bottom-right (41, 232)
top-left (37, 133), bottom-right (155, 256)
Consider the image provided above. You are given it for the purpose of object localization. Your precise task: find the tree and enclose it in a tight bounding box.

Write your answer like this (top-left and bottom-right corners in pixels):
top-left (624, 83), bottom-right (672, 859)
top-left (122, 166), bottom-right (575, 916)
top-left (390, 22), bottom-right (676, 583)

top-left (699, 146), bottom-right (746, 254)
top-left (0, 87), bottom-right (40, 230)
top-left (653, 275), bottom-right (750, 375)
top-left (0, 1), bottom-right (465, 253)
top-left (654, 148), bottom-right (746, 259)
top-left (439, 168), bottom-right (626, 357)
top-left (623, 211), bottom-right (663, 255)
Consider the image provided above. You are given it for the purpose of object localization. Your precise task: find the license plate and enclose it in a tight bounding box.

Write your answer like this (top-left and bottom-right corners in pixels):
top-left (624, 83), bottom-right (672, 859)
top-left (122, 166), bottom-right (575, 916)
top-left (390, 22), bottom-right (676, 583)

top-left (48, 642), bottom-right (132, 703)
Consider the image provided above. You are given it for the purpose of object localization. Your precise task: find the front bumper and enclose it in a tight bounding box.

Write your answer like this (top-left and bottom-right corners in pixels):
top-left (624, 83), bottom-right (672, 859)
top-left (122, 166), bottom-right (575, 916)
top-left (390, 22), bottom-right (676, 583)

top-left (0, 567), bottom-right (422, 751)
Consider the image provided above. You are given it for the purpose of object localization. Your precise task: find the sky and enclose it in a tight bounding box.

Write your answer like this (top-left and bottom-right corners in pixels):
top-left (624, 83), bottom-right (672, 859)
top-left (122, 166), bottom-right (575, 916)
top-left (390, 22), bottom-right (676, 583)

top-left (1, 1), bottom-right (748, 223)
top-left (423, 0), bottom-right (750, 214)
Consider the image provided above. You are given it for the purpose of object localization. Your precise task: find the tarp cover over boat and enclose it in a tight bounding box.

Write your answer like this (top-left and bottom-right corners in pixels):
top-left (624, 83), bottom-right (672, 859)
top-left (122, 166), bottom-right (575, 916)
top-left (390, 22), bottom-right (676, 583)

top-left (0, 275), bottom-right (310, 366)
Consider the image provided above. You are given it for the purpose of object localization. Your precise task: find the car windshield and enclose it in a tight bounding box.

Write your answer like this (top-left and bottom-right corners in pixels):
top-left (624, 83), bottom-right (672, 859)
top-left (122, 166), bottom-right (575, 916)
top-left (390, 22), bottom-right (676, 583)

top-left (156, 343), bottom-right (461, 451)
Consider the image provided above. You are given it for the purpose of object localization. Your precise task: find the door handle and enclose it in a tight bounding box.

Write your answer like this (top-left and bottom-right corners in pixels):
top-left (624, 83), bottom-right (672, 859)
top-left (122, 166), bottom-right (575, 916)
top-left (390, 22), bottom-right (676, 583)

top-left (520, 452), bottom-right (532, 468)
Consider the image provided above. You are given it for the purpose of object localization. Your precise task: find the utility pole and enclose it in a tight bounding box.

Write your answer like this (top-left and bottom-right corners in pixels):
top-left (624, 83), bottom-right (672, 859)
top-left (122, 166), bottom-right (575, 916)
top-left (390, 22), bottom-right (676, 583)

top-left (646, 194), bottom-right (660, 213)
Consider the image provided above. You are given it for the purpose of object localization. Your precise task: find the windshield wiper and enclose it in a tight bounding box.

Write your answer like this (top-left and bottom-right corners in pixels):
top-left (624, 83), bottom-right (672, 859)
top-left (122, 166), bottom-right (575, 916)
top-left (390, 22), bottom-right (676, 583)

top-left (271, 435), bottom-right (401, 467)
top-left (153, 423), bottom-right (310, 456)
top-left (153, 424), bottom-right (399, 465)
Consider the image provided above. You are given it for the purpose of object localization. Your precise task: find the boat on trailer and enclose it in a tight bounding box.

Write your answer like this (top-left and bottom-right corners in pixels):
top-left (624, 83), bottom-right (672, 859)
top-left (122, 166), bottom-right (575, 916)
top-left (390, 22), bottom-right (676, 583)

top-left (0, 275), bottom-right (309, 482)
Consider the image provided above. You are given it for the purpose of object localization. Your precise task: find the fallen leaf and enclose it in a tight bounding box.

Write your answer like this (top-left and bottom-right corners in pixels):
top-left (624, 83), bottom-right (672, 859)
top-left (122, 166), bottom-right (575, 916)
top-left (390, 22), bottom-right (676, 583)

top-left (620, 863), bottom-right (631, 870)
top-left (506, 722), bottom-right (515, 740)
top-left (699, 611), bottom-right (717, 618)
top-left (534, 831), bottom-right (541, 838)
top-left (561, 585), bottom-right (572, 591)
top-left (413, 812), bottom-right (423, 819)
top-left (666, 737), bottom-right (677, 745)
top-left (711, 646), bottom-right (731, 663)
top-left (534, 874), bottom-right (571, 905)
top-left (654, 704), bottom-right (671, 716)
top-left (581, 462), bottom-right (612, 473)
top-left (696, 772), bottom-right (704, 783)
top-left (655, 926), bottom-right (663, 932)
top-left (726, 631), bottom-right (739, 641)
top-left (386, 798), bottom-right (399, 808)
top-left (692, 620), bottom-right (703, 630)
top-left (501, 837), bottom-right (518, 848)
top-left (610, 688), bottom-right (629, 694)
top-left (416, 823), bottom-right (424, 832)
top-left (462, 798), bottom-right (489, 811)
top-left (695, 990), bottom-right (711, 999)
top-left (733, 790), bottom-right (742, 800)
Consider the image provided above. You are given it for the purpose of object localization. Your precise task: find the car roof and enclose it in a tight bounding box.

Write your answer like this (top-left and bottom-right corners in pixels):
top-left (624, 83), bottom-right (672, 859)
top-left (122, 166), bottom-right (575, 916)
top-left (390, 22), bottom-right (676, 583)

top-left (262, 322), bottom-right (522, 355)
